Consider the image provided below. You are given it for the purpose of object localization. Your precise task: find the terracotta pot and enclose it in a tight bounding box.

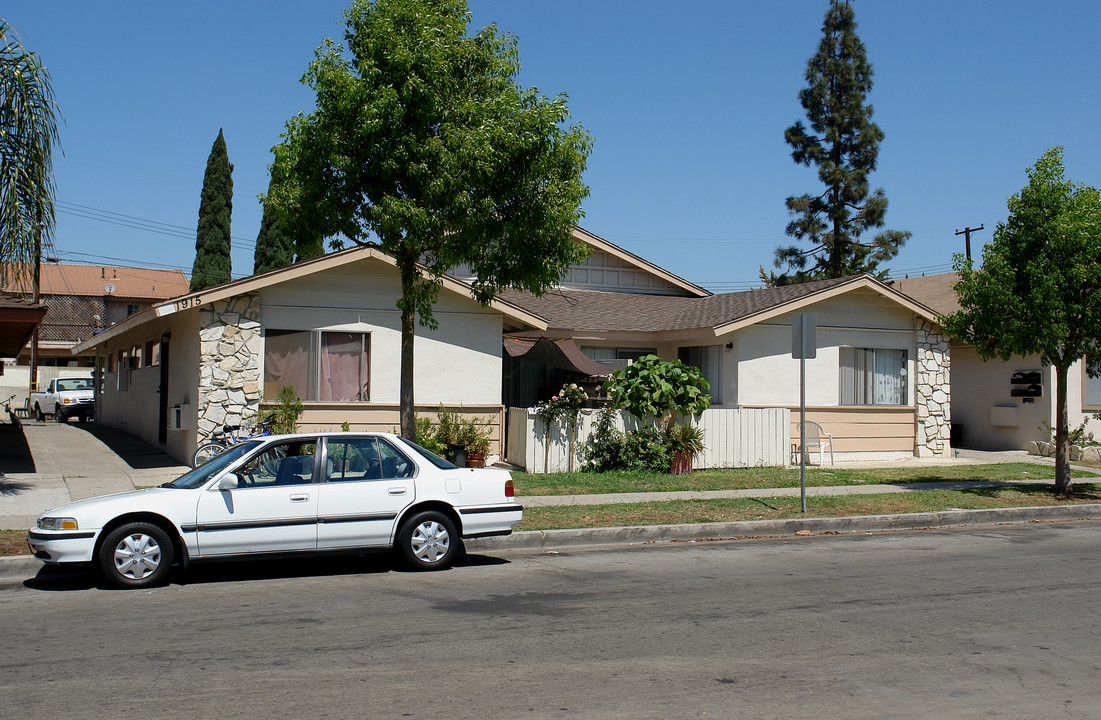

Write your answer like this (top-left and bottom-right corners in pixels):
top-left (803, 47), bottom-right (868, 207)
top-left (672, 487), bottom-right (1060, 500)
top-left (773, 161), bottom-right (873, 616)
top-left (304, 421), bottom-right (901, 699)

top-left (466, 451), bottom-right (486, 468)
top-left (669, 450), bottom-right (693, 475)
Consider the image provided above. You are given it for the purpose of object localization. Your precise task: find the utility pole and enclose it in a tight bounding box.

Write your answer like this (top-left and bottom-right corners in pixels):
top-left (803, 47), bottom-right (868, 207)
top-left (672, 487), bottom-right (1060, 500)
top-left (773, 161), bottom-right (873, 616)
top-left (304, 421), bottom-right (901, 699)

top-left (955, 225), bottom-right (984, 263)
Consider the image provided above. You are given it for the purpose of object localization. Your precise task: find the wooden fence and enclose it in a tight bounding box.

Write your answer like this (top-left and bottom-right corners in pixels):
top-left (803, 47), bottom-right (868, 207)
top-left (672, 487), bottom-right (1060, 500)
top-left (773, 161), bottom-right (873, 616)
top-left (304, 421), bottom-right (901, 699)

top-left (506, 406), bottom-right (790, 473)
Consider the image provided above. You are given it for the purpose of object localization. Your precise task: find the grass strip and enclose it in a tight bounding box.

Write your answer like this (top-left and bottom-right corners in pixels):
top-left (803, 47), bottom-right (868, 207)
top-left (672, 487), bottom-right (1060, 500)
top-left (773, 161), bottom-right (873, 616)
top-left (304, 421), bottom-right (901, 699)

top-left (512, 463), bottom-right (1092, 496)
top-left (516, 484), bottom-right (1101, 531)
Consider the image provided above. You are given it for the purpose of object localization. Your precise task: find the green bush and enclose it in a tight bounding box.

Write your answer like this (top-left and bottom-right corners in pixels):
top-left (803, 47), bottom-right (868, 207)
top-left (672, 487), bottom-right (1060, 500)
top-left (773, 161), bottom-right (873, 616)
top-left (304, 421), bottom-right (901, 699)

top-left (262, 386), bottom-right (304, 435)
top-left (583, 406), bottom-right (669, 472)
top-left (603, 355), bottom-right (711, 429)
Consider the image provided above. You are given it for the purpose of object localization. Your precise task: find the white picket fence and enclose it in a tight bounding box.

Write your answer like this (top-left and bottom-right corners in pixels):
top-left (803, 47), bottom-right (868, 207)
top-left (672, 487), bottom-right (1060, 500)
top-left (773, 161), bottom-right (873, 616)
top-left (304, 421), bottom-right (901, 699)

top-left (506, 406), bottom-right (791, 473)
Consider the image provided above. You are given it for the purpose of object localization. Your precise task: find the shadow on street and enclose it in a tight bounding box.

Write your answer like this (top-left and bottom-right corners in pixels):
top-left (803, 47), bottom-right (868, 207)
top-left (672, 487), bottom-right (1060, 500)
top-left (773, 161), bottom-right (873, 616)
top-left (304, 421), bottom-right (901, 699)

top-left (65, 422), bottom-right (182, 470)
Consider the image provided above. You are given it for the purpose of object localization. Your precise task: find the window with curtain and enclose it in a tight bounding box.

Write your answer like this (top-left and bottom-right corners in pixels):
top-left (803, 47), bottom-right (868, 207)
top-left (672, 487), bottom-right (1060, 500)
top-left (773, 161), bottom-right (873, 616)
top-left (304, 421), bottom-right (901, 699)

top-left (677, 345), bottom-right (722, 404)
top-left (264, 330), bottom-right (370, 402)
top-left (1085, 363), bottom-right (1101, 409)
top-left (839, 347), bottom-right (907, 405)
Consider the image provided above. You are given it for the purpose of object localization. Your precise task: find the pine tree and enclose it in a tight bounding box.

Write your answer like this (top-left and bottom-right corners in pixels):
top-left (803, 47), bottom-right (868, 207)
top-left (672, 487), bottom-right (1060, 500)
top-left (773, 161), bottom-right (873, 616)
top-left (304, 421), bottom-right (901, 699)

top-left (764, 0), bottom-right (909, 286)
top-left (252, 180), bottom-right (294, 275)
top-left (190, 129), bottom-right (233, 291)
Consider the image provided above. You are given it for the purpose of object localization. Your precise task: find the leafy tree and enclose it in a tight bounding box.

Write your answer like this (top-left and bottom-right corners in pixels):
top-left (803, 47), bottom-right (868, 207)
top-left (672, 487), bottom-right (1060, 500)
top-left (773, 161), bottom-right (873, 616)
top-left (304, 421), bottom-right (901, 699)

top-left (941, 147), bottom-right (1101, 493)
top-left (252, 180), bottom-right (294, 275)
top-left (764, 0), bottom-right (909, 286)
top-left (603, 355), bottom-right (712, 431)
top-left (268, 0), bottom-right (592, 439)
top-left (0, 20), bottom-right (60, 291)
top-left (190, 128), bottom-right (233, 291)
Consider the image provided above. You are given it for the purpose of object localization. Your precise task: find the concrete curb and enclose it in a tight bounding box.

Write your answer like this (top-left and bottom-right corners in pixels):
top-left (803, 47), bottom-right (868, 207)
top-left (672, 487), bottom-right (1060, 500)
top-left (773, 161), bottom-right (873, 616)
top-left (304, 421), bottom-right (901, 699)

top-left (5, 504), bottom-right (1099, 584)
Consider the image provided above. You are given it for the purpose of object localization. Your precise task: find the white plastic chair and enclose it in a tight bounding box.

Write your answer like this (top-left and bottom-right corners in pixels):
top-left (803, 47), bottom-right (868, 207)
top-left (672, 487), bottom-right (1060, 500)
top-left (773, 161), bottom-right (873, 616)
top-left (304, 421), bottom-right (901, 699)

top-left (800, 420), bottom-right (834, 466)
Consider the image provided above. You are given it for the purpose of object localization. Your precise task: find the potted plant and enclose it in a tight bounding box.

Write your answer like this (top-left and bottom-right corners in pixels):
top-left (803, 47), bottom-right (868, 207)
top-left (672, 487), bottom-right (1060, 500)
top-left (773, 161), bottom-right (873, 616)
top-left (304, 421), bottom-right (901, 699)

top-left (458, 419), bottom-right (492, 468)
top-left (665, 422), bottom-right (705, 475)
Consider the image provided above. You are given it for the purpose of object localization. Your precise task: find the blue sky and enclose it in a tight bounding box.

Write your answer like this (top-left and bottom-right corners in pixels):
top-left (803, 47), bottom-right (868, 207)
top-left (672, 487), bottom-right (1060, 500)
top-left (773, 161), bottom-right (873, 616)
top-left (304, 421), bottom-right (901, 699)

top-left (7, 1), bottom-right (1100, 292)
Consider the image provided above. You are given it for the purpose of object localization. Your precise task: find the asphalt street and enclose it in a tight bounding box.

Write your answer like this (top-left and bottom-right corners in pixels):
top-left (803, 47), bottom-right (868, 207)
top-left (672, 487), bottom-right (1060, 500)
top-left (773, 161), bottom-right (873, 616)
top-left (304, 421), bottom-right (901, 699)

top-left (1, 521), bottom-right (1099, 719)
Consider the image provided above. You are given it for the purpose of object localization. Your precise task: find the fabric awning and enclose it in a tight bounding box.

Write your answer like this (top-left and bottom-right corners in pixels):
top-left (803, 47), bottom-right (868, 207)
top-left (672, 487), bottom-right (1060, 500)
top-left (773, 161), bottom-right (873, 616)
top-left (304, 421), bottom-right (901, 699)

top-left (503, 336), bottom-right (612, 377)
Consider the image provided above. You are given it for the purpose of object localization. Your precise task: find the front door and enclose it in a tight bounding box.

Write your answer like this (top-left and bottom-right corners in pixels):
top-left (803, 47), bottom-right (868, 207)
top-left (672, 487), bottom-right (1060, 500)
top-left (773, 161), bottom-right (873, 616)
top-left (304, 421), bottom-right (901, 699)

top-left (316, 437), bottom-right (415, 550)
top-left (194, 439), bottom-right (320, 556)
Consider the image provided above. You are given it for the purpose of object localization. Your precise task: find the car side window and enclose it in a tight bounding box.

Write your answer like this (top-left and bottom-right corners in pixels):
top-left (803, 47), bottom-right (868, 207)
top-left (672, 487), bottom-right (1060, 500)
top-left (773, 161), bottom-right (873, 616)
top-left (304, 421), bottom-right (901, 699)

top-left (378, 439), bottom-right (414, 479)
top-left (326, 438), bottom-right (382, 482)
top-left (238, 441), bottom-right (316, 487)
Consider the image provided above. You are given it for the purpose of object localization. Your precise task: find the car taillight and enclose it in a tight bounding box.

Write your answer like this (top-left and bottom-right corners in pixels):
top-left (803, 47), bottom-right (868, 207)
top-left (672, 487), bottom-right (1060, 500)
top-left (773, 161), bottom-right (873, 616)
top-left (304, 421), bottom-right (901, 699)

top-left (504, 479), bottom-right (515, 498)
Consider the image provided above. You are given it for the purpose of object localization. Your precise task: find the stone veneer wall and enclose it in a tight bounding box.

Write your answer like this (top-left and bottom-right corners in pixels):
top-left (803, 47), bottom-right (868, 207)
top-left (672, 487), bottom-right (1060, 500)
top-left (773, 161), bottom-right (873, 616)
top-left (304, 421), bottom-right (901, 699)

top-left (915, 320), bottom-right (951, 457)
top-left (197, 294), bottom-right (262, 441)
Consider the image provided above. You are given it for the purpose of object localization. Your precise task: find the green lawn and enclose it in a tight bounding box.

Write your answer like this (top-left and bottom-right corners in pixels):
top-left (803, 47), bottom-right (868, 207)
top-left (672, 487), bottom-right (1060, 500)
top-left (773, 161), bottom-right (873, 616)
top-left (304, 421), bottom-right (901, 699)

top-left (512, 463), bottom-right (1088, 496)
top-left (517, 483), bottom-right (1101, 531)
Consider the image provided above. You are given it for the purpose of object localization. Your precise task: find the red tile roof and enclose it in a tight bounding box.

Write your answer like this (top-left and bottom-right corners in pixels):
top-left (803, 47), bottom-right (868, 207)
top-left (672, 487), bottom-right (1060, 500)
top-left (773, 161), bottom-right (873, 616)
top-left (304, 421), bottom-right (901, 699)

top-left (1, 263), bottom-right (189, 300)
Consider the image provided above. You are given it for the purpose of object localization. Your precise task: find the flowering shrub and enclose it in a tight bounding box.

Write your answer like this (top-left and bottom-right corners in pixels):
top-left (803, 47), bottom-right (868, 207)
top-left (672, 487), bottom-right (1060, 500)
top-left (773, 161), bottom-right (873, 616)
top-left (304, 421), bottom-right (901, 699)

top-left (533, 382), bottom-right (587, 428)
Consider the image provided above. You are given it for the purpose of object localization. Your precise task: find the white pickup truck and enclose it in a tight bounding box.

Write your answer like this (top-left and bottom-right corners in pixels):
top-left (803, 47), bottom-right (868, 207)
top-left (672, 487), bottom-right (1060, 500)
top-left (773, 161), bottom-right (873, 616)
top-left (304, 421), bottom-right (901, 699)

top-left (31, 377), bottom-right (95, 423)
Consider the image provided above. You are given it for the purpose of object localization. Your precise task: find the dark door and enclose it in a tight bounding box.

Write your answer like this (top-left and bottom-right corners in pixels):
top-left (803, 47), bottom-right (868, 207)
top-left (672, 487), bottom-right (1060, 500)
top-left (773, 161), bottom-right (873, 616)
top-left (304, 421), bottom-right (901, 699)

top-left (158, 335), bottom-right (170, 445)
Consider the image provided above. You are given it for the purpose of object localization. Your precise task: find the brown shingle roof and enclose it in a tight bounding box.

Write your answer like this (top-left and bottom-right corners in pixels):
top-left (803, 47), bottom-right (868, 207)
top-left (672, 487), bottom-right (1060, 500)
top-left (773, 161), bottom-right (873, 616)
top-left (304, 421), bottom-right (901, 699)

top-left (1, 264), bottom-right (189, 300)
top-left (888, 273), bottom-right (961, 316)
top-left (500, 276), bottom-right (858, 333)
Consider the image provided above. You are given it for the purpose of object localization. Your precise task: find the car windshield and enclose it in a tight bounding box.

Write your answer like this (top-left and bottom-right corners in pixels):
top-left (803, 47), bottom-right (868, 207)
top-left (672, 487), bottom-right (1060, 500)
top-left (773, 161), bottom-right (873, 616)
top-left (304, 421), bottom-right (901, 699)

top-left (402, 439), bottom-right (458, 470)
top-left (56, 378), bottom-right (91, 391)
top-left (161, 441), bottom-right (264, 489)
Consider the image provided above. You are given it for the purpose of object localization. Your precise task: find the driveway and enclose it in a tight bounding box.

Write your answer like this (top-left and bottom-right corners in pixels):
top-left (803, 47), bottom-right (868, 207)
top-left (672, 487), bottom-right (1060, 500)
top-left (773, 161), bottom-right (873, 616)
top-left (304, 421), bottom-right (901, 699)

top-left (0, 421), bottom-right (189, 529)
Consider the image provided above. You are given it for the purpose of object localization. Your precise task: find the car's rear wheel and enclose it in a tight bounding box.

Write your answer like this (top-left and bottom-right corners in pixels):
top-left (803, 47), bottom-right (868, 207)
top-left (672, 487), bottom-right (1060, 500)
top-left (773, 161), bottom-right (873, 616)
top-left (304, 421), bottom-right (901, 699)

top-left (35, 404), bottom-right (44, 422)
top-left (192, 442), bottom-right (226, 468)
top-left (98, 522), bottom-right (174, 589)
top-left (396, 510), bottom-right (459, 570)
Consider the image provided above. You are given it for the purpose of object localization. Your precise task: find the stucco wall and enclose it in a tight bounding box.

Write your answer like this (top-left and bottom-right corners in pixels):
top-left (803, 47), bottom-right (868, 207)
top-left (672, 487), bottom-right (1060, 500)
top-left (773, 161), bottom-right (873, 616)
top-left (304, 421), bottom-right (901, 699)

top-left (259, 261), bottom-right (503, 406)
top-left (737, 289), bottom-right (917, 408)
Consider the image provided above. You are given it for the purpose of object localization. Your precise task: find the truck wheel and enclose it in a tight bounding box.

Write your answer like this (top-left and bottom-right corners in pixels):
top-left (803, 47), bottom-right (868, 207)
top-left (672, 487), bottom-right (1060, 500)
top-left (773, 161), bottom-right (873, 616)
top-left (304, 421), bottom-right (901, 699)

top-left (35, 404), bottom-right (44, 422)
top-left (54, 404), bottom-right (67, 423)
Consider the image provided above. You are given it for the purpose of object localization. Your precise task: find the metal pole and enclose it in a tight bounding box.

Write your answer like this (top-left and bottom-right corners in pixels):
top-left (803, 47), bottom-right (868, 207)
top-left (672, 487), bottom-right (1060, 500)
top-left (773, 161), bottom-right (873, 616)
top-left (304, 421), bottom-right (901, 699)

top-left (800, 350), bottom-right (807, 513)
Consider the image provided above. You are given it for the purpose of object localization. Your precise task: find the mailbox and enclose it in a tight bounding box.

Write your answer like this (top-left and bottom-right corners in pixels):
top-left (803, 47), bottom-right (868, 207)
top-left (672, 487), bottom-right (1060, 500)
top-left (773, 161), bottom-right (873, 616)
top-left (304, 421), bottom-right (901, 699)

top-left (1010, 370), bottom-right (1043, 398)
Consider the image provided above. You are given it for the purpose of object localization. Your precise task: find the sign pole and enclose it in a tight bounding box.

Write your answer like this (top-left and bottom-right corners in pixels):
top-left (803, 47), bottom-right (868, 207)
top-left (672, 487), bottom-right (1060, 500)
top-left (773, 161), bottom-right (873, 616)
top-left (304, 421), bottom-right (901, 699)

top-left (792, 314), bottom-right (816, 513)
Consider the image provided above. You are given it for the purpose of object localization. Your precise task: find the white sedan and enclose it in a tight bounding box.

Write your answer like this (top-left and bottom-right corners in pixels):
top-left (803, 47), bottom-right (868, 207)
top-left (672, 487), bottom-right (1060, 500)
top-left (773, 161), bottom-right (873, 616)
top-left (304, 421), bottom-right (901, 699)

top-left (27, 432), bottom-right (523, 588)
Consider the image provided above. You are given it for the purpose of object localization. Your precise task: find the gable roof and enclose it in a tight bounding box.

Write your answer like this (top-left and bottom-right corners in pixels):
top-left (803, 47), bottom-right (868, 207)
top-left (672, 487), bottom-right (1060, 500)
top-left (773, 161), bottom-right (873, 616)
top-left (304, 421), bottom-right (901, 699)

top-left (502, 274), bottom-right (941, 337)
top-left (74, 244), bottom-right (547, 352)
top-left (888, 273), bottom-right (961, 316)
top-left (1, 263), bottom-right (189, 300)
top-left (569, 227), bottom-right (712, 298)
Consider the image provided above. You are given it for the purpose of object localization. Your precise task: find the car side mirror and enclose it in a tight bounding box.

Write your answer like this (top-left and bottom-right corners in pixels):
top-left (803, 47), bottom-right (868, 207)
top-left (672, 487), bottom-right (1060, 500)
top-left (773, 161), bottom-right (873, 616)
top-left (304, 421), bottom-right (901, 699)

top-left (218, 473), bottom-right (239, 490)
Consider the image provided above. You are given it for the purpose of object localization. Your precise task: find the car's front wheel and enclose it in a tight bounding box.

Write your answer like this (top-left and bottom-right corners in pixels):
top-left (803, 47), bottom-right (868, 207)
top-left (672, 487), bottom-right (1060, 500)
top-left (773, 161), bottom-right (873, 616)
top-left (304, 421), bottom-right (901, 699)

top-left (54, 404), bottom-right (67, 423)
top-left (98, 522), bottom-right (174, 588)
top-left (396, 510), bottom-right (459, 570)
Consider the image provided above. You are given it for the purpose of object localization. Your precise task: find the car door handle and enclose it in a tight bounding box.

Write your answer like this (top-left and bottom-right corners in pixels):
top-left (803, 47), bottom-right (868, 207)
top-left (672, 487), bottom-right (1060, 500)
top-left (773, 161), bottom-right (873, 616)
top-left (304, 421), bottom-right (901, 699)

top-left (290, 494), bottom-right (310, 502)
top-left (388, 487), bottom-right (407, 495)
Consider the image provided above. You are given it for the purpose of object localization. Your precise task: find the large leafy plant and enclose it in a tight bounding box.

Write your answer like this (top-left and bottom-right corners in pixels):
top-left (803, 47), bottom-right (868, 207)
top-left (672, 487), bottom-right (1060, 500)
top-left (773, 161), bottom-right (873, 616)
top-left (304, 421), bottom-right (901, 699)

top-left (603, 355), bottom-right (712, 430)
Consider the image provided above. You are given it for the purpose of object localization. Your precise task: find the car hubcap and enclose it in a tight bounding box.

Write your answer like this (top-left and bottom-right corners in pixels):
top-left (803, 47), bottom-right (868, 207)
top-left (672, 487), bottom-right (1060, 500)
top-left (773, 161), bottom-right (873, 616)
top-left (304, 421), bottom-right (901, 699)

top-left (411, 521), bottom-right (450, 563)
top-left (113, 533), bottom-right (161, 579)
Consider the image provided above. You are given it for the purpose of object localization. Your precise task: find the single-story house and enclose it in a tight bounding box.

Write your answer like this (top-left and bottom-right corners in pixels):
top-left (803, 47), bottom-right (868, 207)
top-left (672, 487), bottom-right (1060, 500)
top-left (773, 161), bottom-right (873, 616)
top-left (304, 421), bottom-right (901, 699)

top-left (73, 245), bottom-right (546, 464)
top-left (890, 272), bottom-right (1099, 451)
top-left (74, 228), bottom-right (954, 466)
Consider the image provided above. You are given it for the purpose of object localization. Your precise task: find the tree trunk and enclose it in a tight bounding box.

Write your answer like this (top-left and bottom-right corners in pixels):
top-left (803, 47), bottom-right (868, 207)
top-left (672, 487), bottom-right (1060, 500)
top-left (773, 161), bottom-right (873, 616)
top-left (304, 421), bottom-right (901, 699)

top-left (1055, 362), bottom-right (1072, 494)
top-left (398, 258), bottom-right (417, 441)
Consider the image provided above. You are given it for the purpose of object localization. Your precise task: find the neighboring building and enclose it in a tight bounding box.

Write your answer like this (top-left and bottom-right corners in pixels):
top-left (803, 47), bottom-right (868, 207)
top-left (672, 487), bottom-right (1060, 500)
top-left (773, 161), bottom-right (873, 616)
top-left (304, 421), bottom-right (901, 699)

top-left (891, 272), bottom-right (1098, 451)
top-left (0, 293), bottom-right (47, 364)
top-left (0, 264), bottom-right (189, 406)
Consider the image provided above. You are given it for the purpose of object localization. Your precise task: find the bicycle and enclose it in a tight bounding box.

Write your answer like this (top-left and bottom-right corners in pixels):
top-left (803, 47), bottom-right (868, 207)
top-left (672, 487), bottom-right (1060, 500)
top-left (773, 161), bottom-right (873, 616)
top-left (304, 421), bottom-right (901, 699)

top-left (191, 417), bottom-right (275, 468)
top-left (2, 394), bottom-right (18, 426)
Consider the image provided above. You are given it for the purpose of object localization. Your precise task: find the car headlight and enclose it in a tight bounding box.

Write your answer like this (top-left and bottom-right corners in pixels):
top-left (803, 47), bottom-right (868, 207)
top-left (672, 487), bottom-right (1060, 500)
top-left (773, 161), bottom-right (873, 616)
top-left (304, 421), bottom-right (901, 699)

top-left (38, 517), bottom-right (79, 530)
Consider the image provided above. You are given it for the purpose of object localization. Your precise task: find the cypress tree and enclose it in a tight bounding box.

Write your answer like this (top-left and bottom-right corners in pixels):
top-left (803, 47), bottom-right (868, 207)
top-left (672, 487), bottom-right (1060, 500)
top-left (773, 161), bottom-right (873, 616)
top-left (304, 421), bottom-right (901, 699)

top-left (764, 0), bottom-right (909, 286)
top-left (190, 129), bottom-right (233, 291)
top-left (252, 180), bottom-right (294, 274)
